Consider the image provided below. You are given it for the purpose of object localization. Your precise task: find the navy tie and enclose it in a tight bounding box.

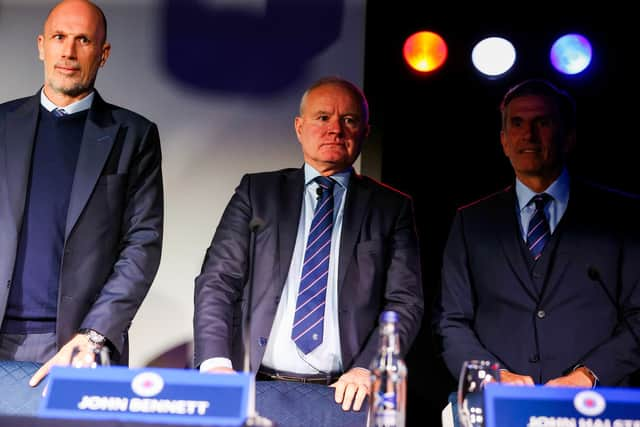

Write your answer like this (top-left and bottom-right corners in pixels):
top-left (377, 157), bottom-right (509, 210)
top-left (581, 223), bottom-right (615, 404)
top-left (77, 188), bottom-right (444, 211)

top-left (292, 176), bottom-right (335, 354)
top-left (527, 193), bottom-right (551, 261)
top-left (52, 108), bottom-right (67, 117)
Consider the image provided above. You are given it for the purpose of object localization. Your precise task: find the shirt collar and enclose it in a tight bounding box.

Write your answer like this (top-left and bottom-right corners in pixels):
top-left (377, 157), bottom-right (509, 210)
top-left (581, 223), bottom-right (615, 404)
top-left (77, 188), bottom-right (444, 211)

top-left (40, 89), bottom-right (94, 115)
top-left (516, 167), bottom-right (570, 211)
top-left (304, 163), bottom-right (352, 190)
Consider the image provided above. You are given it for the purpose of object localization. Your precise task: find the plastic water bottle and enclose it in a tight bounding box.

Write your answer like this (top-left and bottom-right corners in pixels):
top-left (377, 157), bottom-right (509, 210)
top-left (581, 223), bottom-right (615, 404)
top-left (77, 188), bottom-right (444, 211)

top-left (367, 310), bottom-right (407, 427)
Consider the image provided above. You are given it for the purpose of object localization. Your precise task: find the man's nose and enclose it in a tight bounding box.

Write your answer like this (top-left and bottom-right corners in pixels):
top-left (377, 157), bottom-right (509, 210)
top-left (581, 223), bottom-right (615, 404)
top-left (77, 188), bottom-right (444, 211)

top-left (521, 122), bottom-right (537, 141)
top-left (327, 117), bottom-right (343, 134)
top-left (61, 39), bottom-right (77, 58)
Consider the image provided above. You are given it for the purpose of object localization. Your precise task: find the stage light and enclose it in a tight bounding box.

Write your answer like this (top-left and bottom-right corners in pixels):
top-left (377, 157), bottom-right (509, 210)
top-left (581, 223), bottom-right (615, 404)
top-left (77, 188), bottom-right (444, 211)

top-left (471, 37), bottom-right (516, 77)
top-left (403, 31), bottom-right (448, 73)
top-left (550, 33), bottom-right (592, 75)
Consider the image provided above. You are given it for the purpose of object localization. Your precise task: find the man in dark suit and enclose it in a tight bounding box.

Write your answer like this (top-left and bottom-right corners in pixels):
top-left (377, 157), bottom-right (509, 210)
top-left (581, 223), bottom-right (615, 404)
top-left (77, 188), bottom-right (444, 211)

top-left (194, 76), bottom-right (423, 411)
top-left (434, 79), bottom-right (640, 387)
top-left (0, 0), bottom-right (163, 386)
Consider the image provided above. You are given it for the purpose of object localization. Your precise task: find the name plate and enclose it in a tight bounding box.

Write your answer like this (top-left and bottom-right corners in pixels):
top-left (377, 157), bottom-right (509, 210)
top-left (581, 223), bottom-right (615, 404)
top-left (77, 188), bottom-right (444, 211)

top-left (484, 383), bottom-right (640, 427)
top-left (39, 366), bottom-right (250, 426)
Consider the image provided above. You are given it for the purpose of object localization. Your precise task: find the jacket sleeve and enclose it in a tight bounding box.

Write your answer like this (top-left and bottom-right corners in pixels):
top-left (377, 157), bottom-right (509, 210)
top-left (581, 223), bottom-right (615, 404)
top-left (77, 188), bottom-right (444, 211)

top-left (193, 174), bottom-right (253, 368)
top-left (433, 211), bottom-right (501, 379)
top-left (79, 121), bottom-right (164, 358)
top-left (350, 195), bottom-right (424, 370)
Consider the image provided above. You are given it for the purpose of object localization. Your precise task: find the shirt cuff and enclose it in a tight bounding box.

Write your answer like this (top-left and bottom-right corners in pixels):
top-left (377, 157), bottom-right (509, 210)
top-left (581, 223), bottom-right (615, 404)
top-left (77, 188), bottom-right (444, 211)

top-left (199, 357), bottom-right (233, 373)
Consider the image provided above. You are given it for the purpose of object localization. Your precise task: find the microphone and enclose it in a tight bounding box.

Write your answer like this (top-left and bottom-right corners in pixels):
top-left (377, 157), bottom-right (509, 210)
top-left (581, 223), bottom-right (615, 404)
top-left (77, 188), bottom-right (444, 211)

top-left (586, 265), bottom-right (640, 348)
top-left (316, 186), bottom-right (323, 200)
top-left (243, 217), bottom-right (273, 427)
top-left (243, 217), bottom-right (265, 373)
top-left (249, 218), bottom-right (265, 233)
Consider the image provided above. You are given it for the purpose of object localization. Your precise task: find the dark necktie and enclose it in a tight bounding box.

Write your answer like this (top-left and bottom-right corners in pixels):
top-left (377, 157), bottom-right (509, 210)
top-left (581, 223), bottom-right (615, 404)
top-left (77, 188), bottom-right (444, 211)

top-left (52, 108), bottom-right (67, 117)
top-left (527, 193), bottom-right (551, 261)
top-left (291, 176), bottom-right (335, 354)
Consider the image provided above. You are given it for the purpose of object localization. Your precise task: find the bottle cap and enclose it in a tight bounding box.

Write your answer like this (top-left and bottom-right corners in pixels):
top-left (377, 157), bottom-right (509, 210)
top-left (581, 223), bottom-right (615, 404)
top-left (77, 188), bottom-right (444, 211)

top-left (380, 310), bottom-right (398, 323)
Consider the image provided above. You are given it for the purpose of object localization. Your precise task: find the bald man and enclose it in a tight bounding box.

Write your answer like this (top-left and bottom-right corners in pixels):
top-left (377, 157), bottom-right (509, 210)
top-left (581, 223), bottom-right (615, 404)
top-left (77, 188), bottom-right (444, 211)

top-left (0, 0), bottom-right (163, 386)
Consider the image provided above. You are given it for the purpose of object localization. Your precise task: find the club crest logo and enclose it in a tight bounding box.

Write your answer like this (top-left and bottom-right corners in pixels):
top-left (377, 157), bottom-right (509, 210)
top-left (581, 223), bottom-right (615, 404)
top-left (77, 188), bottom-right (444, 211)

top-left (131, 372), bottom-right (164, 397)
top-left (573, 390), bottom-right (606, 417)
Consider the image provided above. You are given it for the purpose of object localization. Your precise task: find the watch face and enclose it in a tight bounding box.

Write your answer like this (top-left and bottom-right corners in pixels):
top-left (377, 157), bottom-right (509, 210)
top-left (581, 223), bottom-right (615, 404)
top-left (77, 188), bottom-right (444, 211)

top-left (88, 330), bottom-right (105, 344)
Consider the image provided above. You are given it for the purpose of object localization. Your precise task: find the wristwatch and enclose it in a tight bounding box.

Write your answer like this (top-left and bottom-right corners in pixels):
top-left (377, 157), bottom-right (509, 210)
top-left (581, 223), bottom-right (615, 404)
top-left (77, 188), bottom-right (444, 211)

top-left (573, 364), bottom-right (598, 388)
top-left (82, 329), bottom-right (106, 350)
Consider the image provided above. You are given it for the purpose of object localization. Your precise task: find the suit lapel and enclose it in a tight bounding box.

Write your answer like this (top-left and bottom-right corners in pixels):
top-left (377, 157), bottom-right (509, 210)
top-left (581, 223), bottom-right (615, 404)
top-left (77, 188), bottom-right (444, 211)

top-left (496, 187), bottom-right (541, 301)
top-left (65, 93), bottom-right (119, 237)
top-left (4, 95), bottom-right (40, 231)
top-left (337, 173), bottom-right (370, 292)
top-left (538, 187), bottom-right (580, 302)
top-left (277, 168), bottom-right (304, 289)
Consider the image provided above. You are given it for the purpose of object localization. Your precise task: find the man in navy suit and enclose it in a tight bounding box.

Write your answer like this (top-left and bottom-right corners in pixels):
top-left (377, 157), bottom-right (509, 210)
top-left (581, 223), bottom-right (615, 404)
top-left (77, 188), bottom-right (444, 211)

top-left (194, 77), bottom-right (424, 411)
top-left (434, 79), bottom-right (640, 387)
top-left (0, 0), bottom-right (163, 386)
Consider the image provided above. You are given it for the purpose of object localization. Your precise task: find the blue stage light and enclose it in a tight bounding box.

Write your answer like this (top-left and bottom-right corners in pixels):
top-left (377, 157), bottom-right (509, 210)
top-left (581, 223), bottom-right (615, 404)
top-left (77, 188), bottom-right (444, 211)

top-left (550, 33), bottom-right (592, 75)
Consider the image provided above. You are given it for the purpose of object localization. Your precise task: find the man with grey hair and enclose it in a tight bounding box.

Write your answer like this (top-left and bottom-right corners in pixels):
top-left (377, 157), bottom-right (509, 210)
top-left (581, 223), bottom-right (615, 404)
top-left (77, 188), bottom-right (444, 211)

top-left (434, 78), bottom-right (640, 388)
top-left (194, 76), bottom-right (424, 411)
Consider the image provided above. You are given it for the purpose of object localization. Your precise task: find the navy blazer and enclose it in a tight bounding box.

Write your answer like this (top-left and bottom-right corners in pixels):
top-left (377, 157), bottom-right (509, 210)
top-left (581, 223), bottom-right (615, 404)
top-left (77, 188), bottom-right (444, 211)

top-left (434, 179), bottom-right (640, 386)
top-left (0, 91), bottom-right (163, 363)
top-left (194, 168), bottom-right (424, 371)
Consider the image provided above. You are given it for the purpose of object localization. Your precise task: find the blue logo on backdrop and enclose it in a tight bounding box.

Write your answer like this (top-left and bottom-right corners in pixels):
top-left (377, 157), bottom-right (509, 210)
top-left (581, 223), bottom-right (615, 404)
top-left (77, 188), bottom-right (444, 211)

top-left (162, 0), bottom-right (343, 94)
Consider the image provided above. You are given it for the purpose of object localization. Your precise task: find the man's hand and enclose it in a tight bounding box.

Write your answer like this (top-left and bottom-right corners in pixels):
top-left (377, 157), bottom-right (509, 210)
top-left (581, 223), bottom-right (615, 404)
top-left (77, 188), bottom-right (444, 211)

top-left (545, 367), bottom-right (594, 387)
top-left (330, 367), bottom-right (370, 411)
top-left (499, 370), bottom-right (535, 386)
top-left (29, 333), bottom-right (96, 387)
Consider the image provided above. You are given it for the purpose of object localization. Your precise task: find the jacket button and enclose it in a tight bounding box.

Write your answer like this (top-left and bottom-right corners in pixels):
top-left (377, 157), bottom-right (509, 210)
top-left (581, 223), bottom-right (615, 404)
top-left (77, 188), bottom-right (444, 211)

top-left (536, 310), bottom-right (546, 319)
top-left (530, 354), bottom-right (540, 363)
top-left (6, 280), bottom-right (11, 288)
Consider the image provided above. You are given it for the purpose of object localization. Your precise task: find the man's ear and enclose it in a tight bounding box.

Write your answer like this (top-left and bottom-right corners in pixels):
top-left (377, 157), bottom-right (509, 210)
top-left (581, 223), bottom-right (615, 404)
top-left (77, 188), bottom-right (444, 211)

top-left (99, 42), bottom-right (111, 67)
top-left (294, 116), bottom-right (303, 141)
top-left (37, 35), bottom-right (45, 61)
top-left (499, 130), bottom-right (509, 156)
top-left (564, 128), bottom-right (576, 154)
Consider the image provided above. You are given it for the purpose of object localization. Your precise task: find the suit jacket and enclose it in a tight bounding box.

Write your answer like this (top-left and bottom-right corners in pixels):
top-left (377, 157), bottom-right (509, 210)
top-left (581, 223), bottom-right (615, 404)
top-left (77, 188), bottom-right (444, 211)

top-left (434, 179), bottom-right (640, 385)
top-left (193, 167), bottom-right (424, 371)
top-left (0, 91), bottom-right (163, 364)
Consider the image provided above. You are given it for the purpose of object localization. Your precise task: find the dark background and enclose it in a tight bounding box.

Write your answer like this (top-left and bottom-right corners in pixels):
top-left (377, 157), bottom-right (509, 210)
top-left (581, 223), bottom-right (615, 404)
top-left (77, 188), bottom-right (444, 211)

top-left (363, 4), bottom-right (639, 424)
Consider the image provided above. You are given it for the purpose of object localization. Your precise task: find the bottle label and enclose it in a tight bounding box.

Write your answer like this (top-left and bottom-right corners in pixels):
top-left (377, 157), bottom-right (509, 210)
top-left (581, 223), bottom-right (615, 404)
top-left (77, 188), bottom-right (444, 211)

top-left (373, 391), bottom-right (398, 427)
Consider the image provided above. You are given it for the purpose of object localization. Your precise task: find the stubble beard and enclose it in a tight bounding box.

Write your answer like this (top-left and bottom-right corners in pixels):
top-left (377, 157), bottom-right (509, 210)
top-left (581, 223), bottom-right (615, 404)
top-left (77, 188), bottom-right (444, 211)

top-left (48, 76), bottom-right (95, 99)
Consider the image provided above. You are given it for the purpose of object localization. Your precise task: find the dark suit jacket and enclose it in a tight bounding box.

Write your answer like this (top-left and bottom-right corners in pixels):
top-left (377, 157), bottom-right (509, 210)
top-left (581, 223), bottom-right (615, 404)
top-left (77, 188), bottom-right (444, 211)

top-left (193, 167), bottom-right (424, 371)
top-left (433, 179), bottom-right (640, 385)
top-left (0, 91), bottom-right (163, 363)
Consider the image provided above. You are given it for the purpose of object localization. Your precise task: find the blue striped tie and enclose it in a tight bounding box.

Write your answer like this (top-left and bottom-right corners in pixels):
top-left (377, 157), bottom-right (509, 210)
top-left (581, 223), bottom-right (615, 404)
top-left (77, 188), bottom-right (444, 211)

top-left (292, 176), bottom-right (335, 354)
top-left (527, 193), bottom-right (551, 261)
top-left (52, 108), bottom-right (67, 117)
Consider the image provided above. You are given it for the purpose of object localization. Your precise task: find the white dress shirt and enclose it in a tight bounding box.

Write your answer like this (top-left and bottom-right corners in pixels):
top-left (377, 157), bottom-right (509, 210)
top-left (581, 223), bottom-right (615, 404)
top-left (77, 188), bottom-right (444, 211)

top-left (200, 164), bottom-right (350, 374)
